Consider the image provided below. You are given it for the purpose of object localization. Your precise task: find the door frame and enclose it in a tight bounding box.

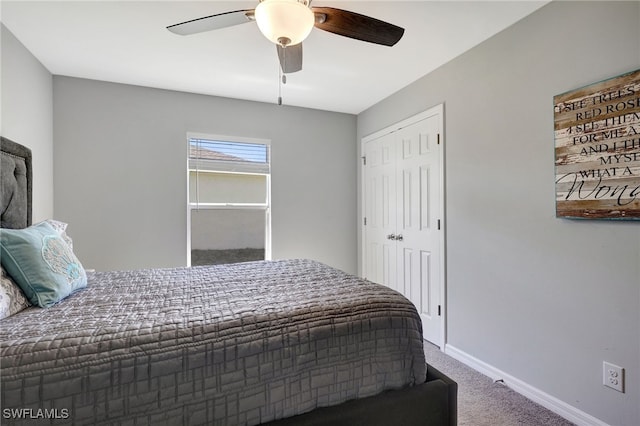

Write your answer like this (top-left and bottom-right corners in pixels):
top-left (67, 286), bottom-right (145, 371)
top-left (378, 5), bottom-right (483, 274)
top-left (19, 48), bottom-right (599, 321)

top-left (360, 104), bottom-right (446, 349)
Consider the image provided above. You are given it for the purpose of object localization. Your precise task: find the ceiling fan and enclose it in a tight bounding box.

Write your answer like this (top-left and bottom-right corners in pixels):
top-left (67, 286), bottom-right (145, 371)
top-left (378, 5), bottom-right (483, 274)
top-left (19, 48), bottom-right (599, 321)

top-left (167, 0), bottom-right (405, 75)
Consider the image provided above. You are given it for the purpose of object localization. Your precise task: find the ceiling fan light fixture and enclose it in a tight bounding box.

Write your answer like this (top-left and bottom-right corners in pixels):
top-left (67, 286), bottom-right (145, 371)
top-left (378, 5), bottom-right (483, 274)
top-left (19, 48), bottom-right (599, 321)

top-left (255, 0), bottom-right (314, 47)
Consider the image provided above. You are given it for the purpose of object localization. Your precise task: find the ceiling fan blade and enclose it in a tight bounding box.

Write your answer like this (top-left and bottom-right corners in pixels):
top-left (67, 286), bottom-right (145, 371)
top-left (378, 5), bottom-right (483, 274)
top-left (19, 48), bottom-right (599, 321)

top-left (277, 43), bottom-right (303, 74)
top-left (167, 9), bottom-right (255, 36)
top-left (312, 7), bottom-right (404, 46)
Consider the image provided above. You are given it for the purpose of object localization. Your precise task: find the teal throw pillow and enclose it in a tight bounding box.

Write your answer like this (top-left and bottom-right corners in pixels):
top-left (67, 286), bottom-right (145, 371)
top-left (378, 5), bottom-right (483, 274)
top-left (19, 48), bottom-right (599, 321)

top-left (0, 221), bottom-right (87, 308)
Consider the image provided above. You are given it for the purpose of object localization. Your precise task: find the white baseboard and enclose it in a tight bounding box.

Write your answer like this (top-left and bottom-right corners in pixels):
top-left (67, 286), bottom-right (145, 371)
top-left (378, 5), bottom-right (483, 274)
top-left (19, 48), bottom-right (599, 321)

top-left (443, 344), bottom-right (610, 426)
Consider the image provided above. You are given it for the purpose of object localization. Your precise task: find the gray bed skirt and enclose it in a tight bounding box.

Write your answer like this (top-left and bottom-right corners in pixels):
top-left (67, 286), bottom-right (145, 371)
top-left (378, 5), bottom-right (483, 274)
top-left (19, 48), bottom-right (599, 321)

top-left (263, 365), bottom-right (457, 426)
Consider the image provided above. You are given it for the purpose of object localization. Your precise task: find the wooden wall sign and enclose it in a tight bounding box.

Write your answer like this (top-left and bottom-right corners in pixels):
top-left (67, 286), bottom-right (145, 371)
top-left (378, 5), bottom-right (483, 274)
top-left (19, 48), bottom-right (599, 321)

top-left (554, 69), bottom-right (640, 219)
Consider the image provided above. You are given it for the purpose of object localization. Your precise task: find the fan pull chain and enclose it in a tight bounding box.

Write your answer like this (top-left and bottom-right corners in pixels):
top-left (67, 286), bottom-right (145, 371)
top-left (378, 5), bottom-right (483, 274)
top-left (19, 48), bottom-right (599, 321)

top-left (278, 45), bottom-right (288, 106)
top-left (278, 65), bottom-right (282, 106)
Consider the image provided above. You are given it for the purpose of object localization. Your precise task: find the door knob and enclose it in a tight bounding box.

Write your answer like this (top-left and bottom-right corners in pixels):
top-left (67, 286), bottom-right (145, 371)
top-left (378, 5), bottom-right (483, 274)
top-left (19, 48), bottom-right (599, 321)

top-left (387, 234), bottom-right (396, 240)
top-left (396, 234), bottom-right (403, 241)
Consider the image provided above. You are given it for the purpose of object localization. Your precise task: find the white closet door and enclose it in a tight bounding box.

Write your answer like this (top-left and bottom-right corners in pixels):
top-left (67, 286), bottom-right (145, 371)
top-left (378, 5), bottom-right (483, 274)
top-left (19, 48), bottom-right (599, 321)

top-left (364, 132), bottom-right (398, 292)
top-left (362, 105), bottom-right (444, 347)
top-left (395, 115), bottom-right (442, 345)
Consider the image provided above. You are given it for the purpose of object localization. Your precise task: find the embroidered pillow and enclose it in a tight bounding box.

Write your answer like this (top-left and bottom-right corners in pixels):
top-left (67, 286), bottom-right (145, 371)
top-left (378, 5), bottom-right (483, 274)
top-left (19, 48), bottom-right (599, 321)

top-left (43, 219), bottom-right (74, 250)
top-left (0, 221), bottom-right (87, 308)
top-left (0, 266), bottom-right (31, 319)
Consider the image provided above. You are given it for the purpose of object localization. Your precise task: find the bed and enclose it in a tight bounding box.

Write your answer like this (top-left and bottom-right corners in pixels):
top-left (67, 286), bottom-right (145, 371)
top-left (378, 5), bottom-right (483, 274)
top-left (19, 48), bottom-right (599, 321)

top-left (0, 136), bottom-right (456, 425)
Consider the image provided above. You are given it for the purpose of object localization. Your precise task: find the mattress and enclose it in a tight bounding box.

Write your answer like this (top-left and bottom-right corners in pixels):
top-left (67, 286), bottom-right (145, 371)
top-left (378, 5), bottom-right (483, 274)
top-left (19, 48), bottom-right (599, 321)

top-left (1, 259), bottom-right (426, 425)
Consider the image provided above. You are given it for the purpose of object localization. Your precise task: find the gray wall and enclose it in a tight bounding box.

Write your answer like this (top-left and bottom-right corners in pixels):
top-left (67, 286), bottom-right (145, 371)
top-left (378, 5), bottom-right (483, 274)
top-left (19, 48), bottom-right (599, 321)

top-left (358, 2), bottom-right (639, 425)
top-left (1, 24), bottom-right (53, 222)
top-left (53, 77), bottom-right (356, 273)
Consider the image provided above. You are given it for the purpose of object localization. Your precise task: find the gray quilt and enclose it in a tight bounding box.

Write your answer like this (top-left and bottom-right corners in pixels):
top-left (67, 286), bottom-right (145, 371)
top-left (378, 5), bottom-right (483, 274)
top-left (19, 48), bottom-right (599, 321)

top-left (1, 259), bottom-right (426, 425)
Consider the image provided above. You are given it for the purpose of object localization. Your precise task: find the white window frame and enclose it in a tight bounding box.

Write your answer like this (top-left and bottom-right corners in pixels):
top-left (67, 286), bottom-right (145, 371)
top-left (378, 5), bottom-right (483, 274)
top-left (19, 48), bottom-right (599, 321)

top-left (186, 132), bottom-right (272, 266)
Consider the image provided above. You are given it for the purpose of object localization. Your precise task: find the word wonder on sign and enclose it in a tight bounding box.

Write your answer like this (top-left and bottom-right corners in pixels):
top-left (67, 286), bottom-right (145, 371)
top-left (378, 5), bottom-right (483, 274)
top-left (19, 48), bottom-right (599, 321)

top-left (554, 69), bottom-right (640, 220)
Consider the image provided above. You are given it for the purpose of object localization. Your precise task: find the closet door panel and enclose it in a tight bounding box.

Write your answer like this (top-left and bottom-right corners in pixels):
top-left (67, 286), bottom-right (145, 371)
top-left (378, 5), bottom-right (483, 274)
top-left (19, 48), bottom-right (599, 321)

top-left (363, 133), bottom-right (397, 291)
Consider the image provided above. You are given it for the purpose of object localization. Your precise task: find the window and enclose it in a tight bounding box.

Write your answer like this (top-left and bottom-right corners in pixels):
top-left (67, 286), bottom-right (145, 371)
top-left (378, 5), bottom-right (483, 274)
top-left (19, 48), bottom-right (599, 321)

top-left (187, 134), bottom-right (271, 266)
top-left (189, 138), bottom-right (269, 176)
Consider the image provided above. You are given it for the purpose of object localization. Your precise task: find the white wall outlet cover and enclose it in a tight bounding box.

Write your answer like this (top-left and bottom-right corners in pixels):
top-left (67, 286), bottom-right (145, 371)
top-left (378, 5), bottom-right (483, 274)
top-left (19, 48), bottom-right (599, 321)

top-left (603, 361), bottom-right (624, 393)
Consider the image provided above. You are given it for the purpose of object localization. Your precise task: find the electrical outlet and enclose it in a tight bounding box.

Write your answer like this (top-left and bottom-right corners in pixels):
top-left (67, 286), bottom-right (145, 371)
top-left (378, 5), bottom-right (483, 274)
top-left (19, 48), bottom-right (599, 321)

top-left (603, 362), bottom-right (624, 393)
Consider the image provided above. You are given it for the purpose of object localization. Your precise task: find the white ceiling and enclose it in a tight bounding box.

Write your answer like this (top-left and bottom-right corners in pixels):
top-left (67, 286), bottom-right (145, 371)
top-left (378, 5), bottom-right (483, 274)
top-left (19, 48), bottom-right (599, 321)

top-left (1, 1), bottom-right (548, 114)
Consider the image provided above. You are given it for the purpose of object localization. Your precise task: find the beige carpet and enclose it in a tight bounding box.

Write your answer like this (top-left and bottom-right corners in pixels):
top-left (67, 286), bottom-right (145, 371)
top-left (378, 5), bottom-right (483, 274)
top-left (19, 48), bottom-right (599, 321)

top-left (423, 342), bottom-right (576, 426)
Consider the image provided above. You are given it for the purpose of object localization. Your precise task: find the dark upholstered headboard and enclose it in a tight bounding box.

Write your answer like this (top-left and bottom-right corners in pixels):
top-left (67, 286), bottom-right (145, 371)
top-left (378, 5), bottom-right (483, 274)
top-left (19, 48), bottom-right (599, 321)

top-left (0, 137), bottom-right (32, 229)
